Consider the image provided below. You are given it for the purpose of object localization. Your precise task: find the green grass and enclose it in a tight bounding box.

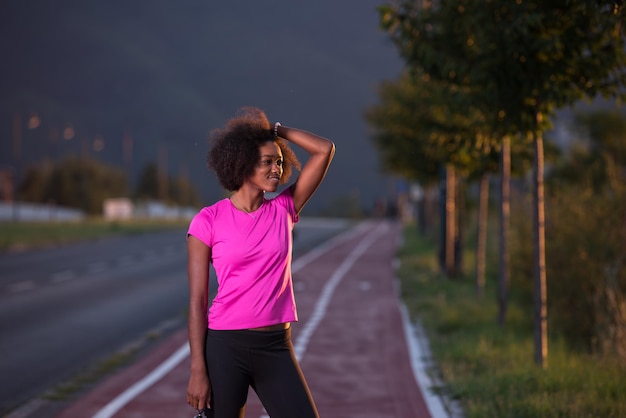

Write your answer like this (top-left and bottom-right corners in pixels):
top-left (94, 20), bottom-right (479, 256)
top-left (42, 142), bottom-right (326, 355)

top-left (0, 218), bottom-right (190, 252)
top-left (398, 224), bottom-right (626, 418)
top-left (44, 350), bottom-right (137, 401)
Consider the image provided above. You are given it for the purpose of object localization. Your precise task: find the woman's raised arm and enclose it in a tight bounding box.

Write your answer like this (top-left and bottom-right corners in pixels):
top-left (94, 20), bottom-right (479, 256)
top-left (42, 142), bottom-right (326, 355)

top-left (276, 124), bottom-right (335, 216)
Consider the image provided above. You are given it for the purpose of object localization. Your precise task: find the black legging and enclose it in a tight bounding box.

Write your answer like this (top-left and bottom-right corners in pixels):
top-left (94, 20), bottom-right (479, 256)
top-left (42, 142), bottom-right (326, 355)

top-left (205, 327), bottom-right (319, 418)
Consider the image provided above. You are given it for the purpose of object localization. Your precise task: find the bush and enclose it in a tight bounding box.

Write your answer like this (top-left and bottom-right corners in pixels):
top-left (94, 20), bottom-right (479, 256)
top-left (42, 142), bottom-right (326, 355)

top-left (545, 188), bottom-right (626, 358)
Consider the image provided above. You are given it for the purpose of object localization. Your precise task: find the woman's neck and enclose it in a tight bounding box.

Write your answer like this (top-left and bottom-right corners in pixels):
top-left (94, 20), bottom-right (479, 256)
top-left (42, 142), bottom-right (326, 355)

top-left (229, 190), bottom-right (264, 213)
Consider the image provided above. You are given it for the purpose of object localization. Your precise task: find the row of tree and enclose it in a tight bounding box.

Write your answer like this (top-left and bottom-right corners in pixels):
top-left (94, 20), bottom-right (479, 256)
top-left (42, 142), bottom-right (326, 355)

top-left (367, 0), bottom-right (626, 367)
top-left (17, 156), bottom-right (202, 214)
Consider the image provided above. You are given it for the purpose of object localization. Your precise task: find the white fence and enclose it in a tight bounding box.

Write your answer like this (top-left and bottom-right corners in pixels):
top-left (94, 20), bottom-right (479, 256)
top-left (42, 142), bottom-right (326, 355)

top-left (0, 200), bottom-right (197, 223)
top-left (0, 202), bottom-right (85, 222)
top-left (104, 198), bottom-right (197, 221)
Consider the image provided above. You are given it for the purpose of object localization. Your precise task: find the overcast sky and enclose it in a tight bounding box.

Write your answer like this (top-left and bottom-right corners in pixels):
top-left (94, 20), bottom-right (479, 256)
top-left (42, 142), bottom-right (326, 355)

top-left (0, 1), bottom-right (405, 214)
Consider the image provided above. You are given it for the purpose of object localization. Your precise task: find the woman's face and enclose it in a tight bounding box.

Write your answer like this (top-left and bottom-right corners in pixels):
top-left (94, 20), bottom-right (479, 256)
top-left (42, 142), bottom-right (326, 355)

top-left (245, 141), bottom-right (283, 192)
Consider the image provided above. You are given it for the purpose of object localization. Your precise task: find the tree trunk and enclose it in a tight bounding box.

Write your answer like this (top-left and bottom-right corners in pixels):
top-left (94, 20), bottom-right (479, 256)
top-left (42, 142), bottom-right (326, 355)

top-left (421, 185), bottom-right (434, 236)
top-left (417, 188), bottom-right (426, 235)
top-left (439, 164), bottom-right (457, 277)
top-left (533, 121), bottom-right (548, 368)
top-left (158, 142), bottom-right (168, 202)
top-left (476, 173), bottom-right (490, 297)
top-left (439, 167), bottom-right (446, 273)
top-left (594, 281), bottom-right (626, 361)
top-left (454, 180), bottom-right (465, 278)
top-left (498, 136), bottom-right (511, 326)
top-left (445, 164), bottom-right (456, 277)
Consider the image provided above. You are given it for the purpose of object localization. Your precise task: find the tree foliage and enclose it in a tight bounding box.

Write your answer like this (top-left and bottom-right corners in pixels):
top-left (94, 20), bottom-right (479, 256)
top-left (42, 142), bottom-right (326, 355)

top-left (365, 66), bottom-right (504, 183)
top-left (544, 110), bottom-right (626, 358)
top-left (134, 163), bottom-right (160, 202)
top-left (379, 0), bottom-right (626, 367)
top-left (379, 0), bottom-right (626, 133)
top-left (20, 156), bottom-right (128, 214)
top-left (18, 158), bottom-right (202, 214)
top-left (133, 162), bottom-right (201, 207)
top-left (366, 70), bottom-right (501, 277)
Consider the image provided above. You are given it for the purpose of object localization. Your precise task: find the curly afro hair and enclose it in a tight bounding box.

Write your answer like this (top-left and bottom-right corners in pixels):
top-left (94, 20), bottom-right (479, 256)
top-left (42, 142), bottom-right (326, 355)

top-left (207, 107), bottom-right (301, 192)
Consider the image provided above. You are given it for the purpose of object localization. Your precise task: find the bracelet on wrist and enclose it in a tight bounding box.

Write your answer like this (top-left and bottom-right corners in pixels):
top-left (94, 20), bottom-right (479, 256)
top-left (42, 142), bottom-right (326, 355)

top-left (274, 122), bottom-right (281, 138)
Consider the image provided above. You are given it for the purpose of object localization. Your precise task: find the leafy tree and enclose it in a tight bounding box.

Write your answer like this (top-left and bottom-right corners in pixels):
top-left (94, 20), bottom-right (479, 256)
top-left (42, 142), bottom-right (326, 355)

top-left (366, 73), bottom-right (443, 184)
top-left (366, 71), bottom-right (493, 276)
top-left (134, 162), bottom-right (161, 202)
top-left (571, 110), bottom-right (626, 192)
top-left (380, 0), bottom-right (626, 368)
top-left (169, 174), bottom-right (202, 207)
top-left (19, 161), bottom-right (55, 203)
top-left (134, 161), bottom-right (203, 207)
top-left (53, 157), bottom-right (128, 214)
top-left (19, 156), bottom-right (129, 214)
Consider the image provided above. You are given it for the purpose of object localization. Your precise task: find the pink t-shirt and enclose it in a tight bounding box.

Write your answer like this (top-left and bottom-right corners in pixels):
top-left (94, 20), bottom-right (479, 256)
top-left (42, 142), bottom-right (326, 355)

top-left (187, 187), bottom-right (299, 330)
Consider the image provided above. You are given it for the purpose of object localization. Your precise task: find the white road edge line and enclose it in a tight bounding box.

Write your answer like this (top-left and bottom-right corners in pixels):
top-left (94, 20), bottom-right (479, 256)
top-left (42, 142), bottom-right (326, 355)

top-left (292, 221), bottom-right (388, 360)
top-left (9, 280), bottom-right (36, 293)
top-left (90, 221), bottom-right (376, 418)
top-left (399, 302), bottom-right (452, 418)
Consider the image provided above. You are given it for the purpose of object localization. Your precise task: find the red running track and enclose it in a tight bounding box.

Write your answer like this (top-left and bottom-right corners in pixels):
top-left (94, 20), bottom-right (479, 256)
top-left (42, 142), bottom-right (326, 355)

top-left (54, 220), bottom-right (450, 418)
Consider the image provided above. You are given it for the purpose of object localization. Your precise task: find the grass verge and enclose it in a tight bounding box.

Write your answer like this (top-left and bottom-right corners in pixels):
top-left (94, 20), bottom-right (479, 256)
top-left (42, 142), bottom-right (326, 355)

top-left (0, 218), bottom-right (190, 252)
top-left (398, 224), bottom-right (626, 418)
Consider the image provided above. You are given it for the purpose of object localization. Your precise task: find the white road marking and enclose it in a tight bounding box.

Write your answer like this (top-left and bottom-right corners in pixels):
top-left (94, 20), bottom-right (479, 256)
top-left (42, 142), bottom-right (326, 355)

top-left (118, 255), bottom-right (133, 267)
top-left (399, 303), bottom-right (453, 418)
top-left (50, 270), bottom-right (75, 283)
top-left (9, 280), bottom-right (36, 293)
top-left (142, 250), bottom-right (157, 261)
top-left (88, 261), bottom-right (107, 274)
top-left (17, 246), bottom-right (187, 296)
top-left (393, 247), bottom-right (456, 418)
top-left (293, 222), bottom-right (388, 360)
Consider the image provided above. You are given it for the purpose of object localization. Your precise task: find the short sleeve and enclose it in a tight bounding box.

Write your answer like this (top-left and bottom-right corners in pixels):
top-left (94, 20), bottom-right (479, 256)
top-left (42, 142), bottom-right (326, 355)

top-left (187, 207), bottom-right (214, 247)
top-left (275, 187), bottom-right (299, 224)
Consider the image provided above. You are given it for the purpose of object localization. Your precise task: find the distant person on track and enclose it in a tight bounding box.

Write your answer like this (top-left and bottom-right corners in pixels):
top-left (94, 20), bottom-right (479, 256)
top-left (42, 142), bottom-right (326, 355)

top-left (186, 106), bottom-right (335, 418)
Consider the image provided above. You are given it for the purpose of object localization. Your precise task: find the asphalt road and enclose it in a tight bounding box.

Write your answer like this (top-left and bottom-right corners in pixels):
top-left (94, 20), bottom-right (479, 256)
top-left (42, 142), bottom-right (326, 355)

top-left (0, 217), bottom-right (351, 415)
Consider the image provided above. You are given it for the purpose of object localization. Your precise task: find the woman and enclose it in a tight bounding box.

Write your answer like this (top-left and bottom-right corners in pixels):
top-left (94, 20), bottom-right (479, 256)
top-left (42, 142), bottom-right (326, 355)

top-left (186, 106), bottom-right (335, 417)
